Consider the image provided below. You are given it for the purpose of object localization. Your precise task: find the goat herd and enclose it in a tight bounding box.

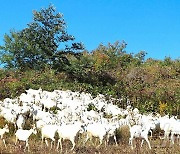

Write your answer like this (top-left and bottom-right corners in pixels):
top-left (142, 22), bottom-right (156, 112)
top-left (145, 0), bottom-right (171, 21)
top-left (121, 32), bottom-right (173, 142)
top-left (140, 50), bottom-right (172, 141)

top-left (0, 88), bottom-right (179, 152)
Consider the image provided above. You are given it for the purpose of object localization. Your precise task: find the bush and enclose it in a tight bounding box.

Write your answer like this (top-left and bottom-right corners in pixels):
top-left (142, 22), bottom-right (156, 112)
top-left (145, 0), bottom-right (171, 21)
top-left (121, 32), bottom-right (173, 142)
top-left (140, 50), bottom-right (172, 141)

top-left (87, 103), bottom-right (98, 111)
top-left (0, 60), bottom-right (179, 116)
top-left (0, 116), bottom-right (7, 128)
top-left (116, 125), bottom-right (130, 144)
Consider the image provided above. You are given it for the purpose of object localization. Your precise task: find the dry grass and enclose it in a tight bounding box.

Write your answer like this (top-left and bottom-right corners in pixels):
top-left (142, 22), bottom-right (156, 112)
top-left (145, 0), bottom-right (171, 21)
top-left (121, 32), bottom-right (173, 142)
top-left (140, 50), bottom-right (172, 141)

top-left (0, 121), bottom-right (179, 153)
top-left (0, 135), bottom-right (180, 154)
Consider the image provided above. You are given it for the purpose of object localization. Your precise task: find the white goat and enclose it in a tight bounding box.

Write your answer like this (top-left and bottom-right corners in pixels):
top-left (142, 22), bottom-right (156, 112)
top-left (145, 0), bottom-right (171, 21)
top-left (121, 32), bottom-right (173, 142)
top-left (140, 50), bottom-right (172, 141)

top-left (32, 109), bottom-right (51, 122)
top-left (106, 123), bottom-right (119, 146)
top-left (158, 116), bottom-right (180, 145)
top-left (0, 108), bottom-right (17, 128)
top-left (83, 123), bottom-right (108, 147)
top-left (0, 124), bottom-right (9, 148)
top-left (16, 114), bottom-right (25, 129)
top-left (57, 122), bottom-right (85, 151)
top-left (19, 93), bottom-right (35, 104)
top-left (170, 120), bottom-right (180, 145)
top-left (41, 124), bottom-right (58, 148)
top-left (15, 125), bottom-right (37, 151)
top-left (159, 115), bottom-right (171, 140)
top-left (129, 123), bottom-right (154, 149)
top-left (40, 98), bottom-right (56, 112)
top-left (36, 120), bottom-right (46, 130)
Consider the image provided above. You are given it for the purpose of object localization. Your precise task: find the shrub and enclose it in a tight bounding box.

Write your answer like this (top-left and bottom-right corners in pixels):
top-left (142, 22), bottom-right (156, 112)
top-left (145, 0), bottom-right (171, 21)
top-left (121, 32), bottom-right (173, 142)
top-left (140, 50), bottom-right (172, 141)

top-left (87, 103), bottom-right (98, 111)
top-left (116, 125), bottom-right (130, 144)
top-left (0, 116), bottom-right (7, 128)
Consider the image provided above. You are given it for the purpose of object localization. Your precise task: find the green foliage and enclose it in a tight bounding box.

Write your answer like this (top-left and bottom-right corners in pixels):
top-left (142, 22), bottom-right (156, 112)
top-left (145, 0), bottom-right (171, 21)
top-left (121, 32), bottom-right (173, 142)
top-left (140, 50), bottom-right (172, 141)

top-left (87, 103), bottom-right (98, 111)
top-left (1, 43), bottom-right (180, 116)
top-left (0, 4), bottom-right (179, 115)
top-left (0, 5), bottom-right (83, 71)
top-left (103, 113), bottom-right (113, 119)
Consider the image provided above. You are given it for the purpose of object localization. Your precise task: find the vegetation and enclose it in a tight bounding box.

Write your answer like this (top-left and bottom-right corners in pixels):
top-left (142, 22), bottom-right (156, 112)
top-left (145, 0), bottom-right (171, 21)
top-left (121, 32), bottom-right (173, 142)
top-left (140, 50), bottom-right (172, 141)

top-left (0, 5), bottom-right (179, 116)
top-left (0, 5), bottom-right (84, 71)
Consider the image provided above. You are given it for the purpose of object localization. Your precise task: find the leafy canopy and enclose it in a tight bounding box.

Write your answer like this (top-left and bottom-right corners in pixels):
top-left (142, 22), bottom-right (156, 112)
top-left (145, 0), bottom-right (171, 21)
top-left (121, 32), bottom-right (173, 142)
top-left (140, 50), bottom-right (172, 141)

top-left (0, 5), bottom-right (84, 71)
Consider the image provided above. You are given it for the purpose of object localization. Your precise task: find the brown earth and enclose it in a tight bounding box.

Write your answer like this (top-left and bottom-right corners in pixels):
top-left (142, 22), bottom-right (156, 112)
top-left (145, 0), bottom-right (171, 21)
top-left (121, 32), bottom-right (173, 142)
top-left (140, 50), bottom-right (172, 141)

top-left (0, 136), bottom-right (179, 154)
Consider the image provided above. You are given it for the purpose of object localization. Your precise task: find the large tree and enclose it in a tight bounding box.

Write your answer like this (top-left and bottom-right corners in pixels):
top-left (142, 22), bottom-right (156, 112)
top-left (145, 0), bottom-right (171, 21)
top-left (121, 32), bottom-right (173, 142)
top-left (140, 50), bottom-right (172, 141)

top-left (0, 5), bottom-right (84, 71)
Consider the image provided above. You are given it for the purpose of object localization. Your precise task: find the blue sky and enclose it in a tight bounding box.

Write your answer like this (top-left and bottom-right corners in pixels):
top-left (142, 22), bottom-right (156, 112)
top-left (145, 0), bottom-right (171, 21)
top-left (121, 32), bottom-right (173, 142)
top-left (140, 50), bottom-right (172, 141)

top-left (0, 0), bottom-right (180, 60)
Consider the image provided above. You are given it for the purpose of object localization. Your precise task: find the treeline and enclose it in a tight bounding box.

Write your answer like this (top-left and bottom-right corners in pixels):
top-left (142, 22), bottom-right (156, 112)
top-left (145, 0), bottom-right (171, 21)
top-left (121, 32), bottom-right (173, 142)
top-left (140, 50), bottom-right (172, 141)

top-left (0, 5), bottom-right (179, 115)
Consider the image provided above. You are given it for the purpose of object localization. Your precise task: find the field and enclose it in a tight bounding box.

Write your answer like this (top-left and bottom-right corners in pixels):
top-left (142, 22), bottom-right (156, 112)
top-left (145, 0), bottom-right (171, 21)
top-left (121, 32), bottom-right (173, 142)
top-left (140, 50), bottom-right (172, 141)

top-left (0, 134), bottom-right (179, 154)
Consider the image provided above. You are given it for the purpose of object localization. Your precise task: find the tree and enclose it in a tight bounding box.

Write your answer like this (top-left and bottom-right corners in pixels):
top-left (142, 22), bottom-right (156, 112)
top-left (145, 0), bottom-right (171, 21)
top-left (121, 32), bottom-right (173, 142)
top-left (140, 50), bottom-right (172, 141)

top-left (0, 5), bottom-right (84, 71)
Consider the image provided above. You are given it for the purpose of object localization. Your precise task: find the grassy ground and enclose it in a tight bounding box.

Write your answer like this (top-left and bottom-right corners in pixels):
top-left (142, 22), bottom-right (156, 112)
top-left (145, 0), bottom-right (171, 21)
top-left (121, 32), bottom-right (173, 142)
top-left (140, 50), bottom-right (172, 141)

top-left (0, 135), bottom-right (179, 154)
